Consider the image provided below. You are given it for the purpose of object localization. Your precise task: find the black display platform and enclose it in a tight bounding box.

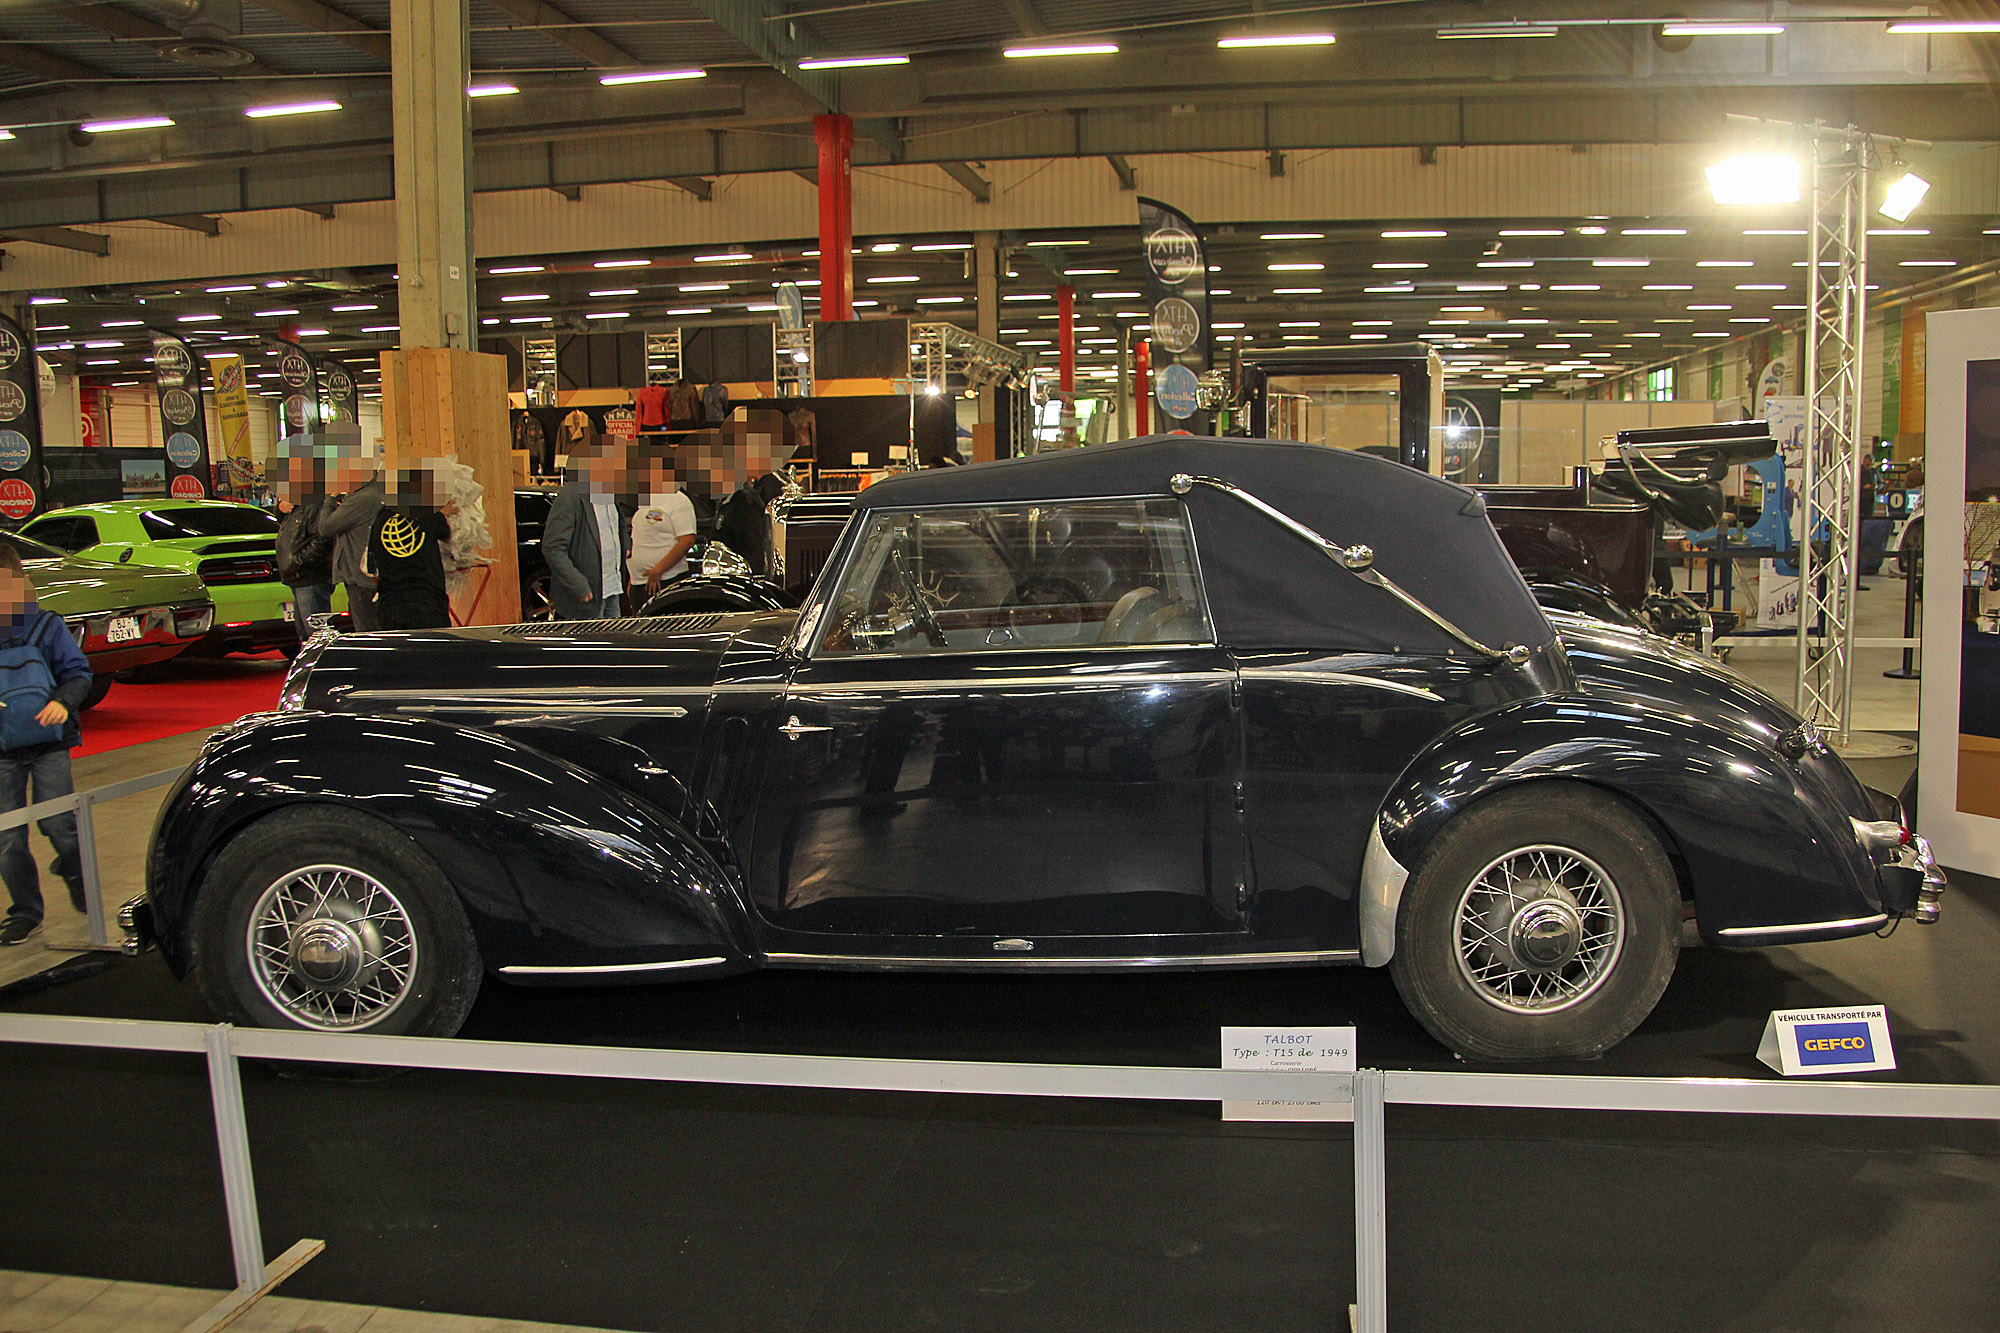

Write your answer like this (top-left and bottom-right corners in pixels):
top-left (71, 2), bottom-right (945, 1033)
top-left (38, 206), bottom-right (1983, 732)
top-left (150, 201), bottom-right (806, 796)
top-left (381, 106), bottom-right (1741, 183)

top-left (4, 870), bottom-right (1997, 1331)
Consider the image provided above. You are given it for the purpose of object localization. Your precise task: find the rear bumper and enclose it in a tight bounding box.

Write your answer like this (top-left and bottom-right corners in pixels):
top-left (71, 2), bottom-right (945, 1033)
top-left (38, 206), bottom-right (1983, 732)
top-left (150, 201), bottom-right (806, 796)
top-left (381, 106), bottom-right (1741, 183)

top-left (1879, 834), bottom-right (1948, 924)
top-left (194, 616), bottom-right (300, 655)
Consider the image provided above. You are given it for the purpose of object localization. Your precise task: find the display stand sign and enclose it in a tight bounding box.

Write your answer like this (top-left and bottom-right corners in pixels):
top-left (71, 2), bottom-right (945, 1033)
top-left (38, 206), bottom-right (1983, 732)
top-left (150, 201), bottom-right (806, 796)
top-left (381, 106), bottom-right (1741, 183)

top-left (1756, 1005), bottom-right (1895, 1076)
top-left (316, 356), bottom-right (358, 425)
top-left (149, 331), bottom-right (213, 500)
top-left (0, 313), bottom-right (48, 523)
top-left (1221, 1026), bottom-right (1356, 1121)
top-left (210, 354), bottom-right (252, 497)
top-left (1138, 197), bottom-right (1211, 427)
top-left (272, 340), bottom-right (320, 437)
top-left (1918, 306), bottom-right (2000, 876)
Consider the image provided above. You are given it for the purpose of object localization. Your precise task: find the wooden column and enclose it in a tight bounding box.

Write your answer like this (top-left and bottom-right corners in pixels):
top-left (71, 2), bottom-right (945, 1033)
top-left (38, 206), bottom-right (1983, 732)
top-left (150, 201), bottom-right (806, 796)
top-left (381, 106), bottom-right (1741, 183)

top-left (379, 347), bottom-right (521, 625)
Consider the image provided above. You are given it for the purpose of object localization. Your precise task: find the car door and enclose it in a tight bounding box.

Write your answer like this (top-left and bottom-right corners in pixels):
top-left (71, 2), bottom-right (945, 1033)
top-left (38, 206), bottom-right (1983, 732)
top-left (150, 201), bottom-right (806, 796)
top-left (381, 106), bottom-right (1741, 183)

top-left (750, 496), bottom-right (1247, 949)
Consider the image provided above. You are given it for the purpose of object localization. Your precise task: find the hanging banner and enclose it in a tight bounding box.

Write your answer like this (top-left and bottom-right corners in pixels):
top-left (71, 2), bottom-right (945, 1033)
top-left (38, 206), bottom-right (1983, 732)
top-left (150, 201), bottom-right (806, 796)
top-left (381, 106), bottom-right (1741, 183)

top-left (1138, 197), bottom-right (1211, 427)
top-left (79, 383), bottom-right (110, 448)
top-left (315, 355), bottom-right (358, 425)
top-left (211, 354), bottom-right (253, 496)
top-left (273, 339), bottom-right (320, 439)
top-left (0, 314), bottom-right (47, 523)
top-left (150, 330), bottom-right (213, 500)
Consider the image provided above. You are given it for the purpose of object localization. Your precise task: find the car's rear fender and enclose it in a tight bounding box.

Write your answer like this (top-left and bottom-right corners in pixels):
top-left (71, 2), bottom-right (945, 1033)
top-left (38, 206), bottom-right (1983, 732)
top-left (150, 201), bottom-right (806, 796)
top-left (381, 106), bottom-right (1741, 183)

top-left (1361, 695), bottom-right (1882, 964)
top-left (146, 711), bottom-right (758, 982)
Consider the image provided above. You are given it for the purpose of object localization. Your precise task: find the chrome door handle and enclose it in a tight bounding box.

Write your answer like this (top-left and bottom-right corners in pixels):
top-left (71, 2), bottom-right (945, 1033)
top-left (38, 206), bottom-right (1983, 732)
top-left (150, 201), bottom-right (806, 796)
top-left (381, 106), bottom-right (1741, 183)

top-left (779, 714), bottom-right (831, 740)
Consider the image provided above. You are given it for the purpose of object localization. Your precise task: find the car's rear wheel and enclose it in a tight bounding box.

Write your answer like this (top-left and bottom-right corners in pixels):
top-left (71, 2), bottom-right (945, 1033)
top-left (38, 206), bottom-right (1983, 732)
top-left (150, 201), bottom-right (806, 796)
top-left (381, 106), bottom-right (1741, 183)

top-left (192, 807), bottom-right (481, 1037)
top-left (1389, 785), bottom-right (1680, 1061)
top-left (79, 675), bottom-right (112, 711)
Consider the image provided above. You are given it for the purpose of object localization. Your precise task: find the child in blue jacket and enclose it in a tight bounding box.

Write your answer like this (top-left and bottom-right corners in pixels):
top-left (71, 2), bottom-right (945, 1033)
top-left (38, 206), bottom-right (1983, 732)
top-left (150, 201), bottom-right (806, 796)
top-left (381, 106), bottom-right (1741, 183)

top-left (0, 540), bottom-right (92, 945)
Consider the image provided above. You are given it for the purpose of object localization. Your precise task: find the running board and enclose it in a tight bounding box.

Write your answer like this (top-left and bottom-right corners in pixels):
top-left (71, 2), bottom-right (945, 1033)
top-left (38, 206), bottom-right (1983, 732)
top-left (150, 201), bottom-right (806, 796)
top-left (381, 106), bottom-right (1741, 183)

top-left (763, 949), bottom-right (1359, 972)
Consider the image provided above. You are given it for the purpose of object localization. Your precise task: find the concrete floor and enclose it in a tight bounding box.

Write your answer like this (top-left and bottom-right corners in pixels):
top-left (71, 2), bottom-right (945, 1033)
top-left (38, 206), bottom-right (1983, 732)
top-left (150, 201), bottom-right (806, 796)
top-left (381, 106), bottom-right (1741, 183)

top-left (0, 1269), bottom-right (637, 1333)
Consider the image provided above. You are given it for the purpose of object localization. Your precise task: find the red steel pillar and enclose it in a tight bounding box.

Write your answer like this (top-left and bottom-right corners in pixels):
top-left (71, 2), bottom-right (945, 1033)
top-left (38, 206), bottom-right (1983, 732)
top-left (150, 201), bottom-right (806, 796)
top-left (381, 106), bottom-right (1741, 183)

top-left (814, 114), bottom-right (855, 321)
top-left (1134, 337), bottom-right (1151, 436)
top-left (1057, 285), bottom-right (1076, 395)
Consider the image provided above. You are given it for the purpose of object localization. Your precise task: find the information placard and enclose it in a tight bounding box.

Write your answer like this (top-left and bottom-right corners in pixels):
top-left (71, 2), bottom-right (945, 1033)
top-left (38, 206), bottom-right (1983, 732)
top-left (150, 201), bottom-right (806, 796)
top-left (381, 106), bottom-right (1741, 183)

top-left (1756, 1005), bottom-right (1896, 1076)
top-left (1220, 1026), bottom-right (1356, 1121)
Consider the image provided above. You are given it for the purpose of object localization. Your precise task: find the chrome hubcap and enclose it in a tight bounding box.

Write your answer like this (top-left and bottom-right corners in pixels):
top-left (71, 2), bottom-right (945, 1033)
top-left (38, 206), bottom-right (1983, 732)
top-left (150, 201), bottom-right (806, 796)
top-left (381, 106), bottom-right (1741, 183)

top-left (246, 865), bottom-right (418, 1031)
top-left (1455, 846), bottom-right (1624, 1014)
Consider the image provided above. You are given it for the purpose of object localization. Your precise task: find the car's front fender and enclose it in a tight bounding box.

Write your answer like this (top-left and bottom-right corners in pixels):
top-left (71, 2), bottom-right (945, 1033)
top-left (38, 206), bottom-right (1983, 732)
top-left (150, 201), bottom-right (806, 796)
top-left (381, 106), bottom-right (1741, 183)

top-left (146, 710), bottom-right (758, 982)
top-left (1364, 695), bottom-right (1883, 963)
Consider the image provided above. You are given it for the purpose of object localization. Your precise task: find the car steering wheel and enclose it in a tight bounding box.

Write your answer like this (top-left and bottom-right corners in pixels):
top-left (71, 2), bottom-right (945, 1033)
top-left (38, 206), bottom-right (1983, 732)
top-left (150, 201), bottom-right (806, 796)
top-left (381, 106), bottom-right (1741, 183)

top-left (891, 547), bottom-right (949, 648)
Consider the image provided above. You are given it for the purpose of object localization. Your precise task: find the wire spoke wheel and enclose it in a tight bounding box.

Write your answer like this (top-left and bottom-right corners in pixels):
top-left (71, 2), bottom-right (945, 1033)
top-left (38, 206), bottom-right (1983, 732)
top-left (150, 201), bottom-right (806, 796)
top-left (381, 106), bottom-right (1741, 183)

top-left (245, 863), bottom-right (420, 1031)
top-left (1452, 844), bottom-right (1626, 1015)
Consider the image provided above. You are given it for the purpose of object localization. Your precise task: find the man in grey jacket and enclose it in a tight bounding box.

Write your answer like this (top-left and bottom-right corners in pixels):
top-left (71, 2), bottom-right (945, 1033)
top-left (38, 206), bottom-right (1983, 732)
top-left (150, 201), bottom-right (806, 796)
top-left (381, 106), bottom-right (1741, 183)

top-left (541, 446), bottom-right (634, 620)
top-left (320, 456), bottom-right (385, 632)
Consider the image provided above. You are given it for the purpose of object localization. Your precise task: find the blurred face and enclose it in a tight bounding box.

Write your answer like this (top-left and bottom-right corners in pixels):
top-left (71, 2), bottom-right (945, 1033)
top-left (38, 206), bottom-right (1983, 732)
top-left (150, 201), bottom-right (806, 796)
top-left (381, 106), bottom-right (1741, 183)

top-left (0, 566), bottom-right (29, 618)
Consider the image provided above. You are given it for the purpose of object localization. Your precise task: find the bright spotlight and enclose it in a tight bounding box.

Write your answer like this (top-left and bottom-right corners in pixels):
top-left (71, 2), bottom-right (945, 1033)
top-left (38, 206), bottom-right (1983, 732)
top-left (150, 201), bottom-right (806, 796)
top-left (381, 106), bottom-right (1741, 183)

top-left (1706, 154), bottom-right (1803, 205)
top-left (922, 382), bottom-right (942, 396)
top-left (1879, 172), bottom-right (1931, 224)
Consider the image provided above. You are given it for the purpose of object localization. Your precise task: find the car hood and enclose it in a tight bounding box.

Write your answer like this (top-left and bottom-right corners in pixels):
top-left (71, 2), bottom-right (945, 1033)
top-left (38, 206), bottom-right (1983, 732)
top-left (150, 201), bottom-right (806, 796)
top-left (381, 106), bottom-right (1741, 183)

top-left (26, 556), bottom-right (210, 614)
top-left (297, 610), bottom-right (799, 713)
top-left (1550, 610), bottom-right (1803, 748)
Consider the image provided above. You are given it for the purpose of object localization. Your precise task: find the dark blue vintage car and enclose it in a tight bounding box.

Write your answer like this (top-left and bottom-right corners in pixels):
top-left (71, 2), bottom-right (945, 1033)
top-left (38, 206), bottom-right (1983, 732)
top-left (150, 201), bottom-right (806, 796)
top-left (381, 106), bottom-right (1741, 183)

top-left (137, 436), bottom-right (1946, 1060)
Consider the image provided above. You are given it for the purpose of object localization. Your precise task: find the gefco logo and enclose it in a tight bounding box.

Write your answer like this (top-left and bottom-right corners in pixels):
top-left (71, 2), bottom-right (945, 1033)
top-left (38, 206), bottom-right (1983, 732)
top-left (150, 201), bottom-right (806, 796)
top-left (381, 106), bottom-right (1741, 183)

top-left (1795, 1021), bottom-right (1874, 1065)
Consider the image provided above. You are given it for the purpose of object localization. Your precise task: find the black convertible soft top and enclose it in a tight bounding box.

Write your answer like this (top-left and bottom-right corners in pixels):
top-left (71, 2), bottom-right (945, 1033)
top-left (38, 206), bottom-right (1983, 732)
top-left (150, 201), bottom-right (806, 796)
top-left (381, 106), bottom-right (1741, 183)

top-left (855, 435), bottom-right (1553, 657)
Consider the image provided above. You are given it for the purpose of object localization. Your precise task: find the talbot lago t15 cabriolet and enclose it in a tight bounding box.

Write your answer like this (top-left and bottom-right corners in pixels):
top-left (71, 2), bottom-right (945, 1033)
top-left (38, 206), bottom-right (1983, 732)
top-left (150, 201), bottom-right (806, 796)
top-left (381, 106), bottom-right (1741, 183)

top-left (135, 436), bottom-right (1946, 1061)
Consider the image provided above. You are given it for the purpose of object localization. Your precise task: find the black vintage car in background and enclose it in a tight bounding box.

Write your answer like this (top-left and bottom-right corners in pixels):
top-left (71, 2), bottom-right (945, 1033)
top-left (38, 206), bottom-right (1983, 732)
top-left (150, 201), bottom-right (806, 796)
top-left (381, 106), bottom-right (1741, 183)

top-left (136, 436), bottom-right (1945, 1061)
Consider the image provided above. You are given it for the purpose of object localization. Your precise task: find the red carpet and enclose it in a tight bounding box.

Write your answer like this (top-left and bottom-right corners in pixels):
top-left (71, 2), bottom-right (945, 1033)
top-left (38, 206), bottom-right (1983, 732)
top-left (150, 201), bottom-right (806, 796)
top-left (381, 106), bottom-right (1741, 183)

top-left (76, 654), bottom-right (289, 757)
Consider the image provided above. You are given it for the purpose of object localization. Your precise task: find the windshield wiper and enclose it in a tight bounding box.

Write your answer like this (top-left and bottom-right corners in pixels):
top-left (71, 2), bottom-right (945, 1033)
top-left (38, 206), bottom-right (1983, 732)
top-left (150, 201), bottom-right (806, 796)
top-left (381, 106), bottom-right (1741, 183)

top-left (1170, 472), bottom-right (1531, 666)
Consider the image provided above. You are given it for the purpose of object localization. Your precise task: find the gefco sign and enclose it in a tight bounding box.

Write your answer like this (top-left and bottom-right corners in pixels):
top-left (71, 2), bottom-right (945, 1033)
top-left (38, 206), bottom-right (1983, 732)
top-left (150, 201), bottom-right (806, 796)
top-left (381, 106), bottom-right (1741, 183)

top-left (1757, 1005), bottom-right (1896, 1076)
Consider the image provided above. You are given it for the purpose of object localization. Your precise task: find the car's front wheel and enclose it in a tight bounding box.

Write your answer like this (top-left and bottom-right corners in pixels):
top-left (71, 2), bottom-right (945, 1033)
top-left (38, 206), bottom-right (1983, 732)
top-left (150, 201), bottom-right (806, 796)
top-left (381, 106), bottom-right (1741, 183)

top-left (1388, 785), bottom-right (1681, 1061)
top-left (192, 807), bottom-right (481, 1037)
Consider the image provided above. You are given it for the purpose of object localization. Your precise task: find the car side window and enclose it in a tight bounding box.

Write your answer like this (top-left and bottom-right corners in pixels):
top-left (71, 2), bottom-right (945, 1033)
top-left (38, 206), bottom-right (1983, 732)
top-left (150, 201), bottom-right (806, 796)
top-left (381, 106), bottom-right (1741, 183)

top-left (817, 498), bottom-right (1212, 656)
top-left (24, 517), bottom-right (82, 551)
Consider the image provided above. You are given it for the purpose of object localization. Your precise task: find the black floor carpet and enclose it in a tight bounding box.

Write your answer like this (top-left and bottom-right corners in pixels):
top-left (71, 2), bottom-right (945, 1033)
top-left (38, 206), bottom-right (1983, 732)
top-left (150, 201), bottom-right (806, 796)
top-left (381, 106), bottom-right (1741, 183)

top-left (4, 867), bottom-right (1998, 1331)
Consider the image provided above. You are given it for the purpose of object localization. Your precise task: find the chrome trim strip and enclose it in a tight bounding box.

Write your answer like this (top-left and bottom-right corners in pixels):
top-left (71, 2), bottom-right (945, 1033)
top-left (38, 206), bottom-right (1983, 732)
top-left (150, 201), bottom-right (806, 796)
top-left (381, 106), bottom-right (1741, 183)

top-left (763, 949), bottom-right (1358, 970)
top-left (1359, 819), bottom-right (1411, 967)
top-left (351, 686), bottom-right (696, 704)
top-left (1715, 914), bottom-right (1889, 940)
top-left (498, 956), bottom-right (729, 976)
top-left (788, 669), bottom-right (1236, 695)
top-left (1240, 667), bottom-right (1445, 703)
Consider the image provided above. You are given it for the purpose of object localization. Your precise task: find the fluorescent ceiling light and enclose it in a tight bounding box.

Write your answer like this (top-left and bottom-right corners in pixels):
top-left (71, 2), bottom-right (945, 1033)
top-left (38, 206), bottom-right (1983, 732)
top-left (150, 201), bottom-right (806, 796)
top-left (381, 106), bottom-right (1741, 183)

top-left (1869, 228), bottom-right (1930, 237)
top-left (1693, 331), bottom-right (1730, 338)
top-left (1499, 229), bottom-right (1563, 237)
top-left (590, 288), bottom-right (638, 297)
top-left (666, 307), bottom-right (711, 315)
top-left (1736, 283), bottom-right (1787, 291)
top-left (1372, 261), bottom-right (1427, 269)
top-left (866, 275), bottom-right (921, 283)
top-left (1707, 154), bottom-right (1802, 205)
top-left (1688, 304), bottom-right (1733, 311)
top-left (679, 283), bottom-right (730, 292)
top-left (916, 296), bottom-right (963, 304)
top-left (694, 252), bottom-right (751, 262)
top-left (295, 328), bottom-right (328, 336)
top-left (1478, 260), bottom-right (1533, 268)
top-left (1215, 321), bottom-right (1246, 329)
top-left (1092, 291), bottom-right (1141, 298)
top-left (0, 131), bottom-right (14, 142)
top-left (1438, 25), bottom-right (1558, 39)
top-left (488, 265), bottom-right (543, 275)
top-left (81, 116), bottom-right (174, 133)
top-left (245, 100), bottom-right (340, 118)
top-left (1218, 33), bottom-right (1335, 48)
top-left (1355, 320), bottom-right (1394, 326)
top-left (1268, 262), bottom-right (1324, 271)
top-left (176, 313), bottom-right (220, 322)
top-left (1025, 239), bottom-right (1088, 247)
top-left (1744, 228), bottom-right (1807, 236)
top-left (467, 83), bottom-right (518, 97)
top-left (601, 69), bottom-right (706, 85)
top-left (101, 319), bottom-right (141, 327)
top-left (1262, 231), bottom-right (1323, 240)
top-left (329, 303), bottom-right (376, 312)
top-left (1886, 20), bottom-right (2000, 33)
top-left (1003, 43), bottom-right (1119, 57)
top-left (1592, 258), bottom-right (1649, 267)
top-left (585, 311), bottom-right (629, 319)
top-left (798, 54), bottom-right (909, 69)
top-left (1642, 284), bottom-right (1693, 291)
top-left (1661, 22), bottom-right (1784, 36)
top-left (912, 242), bottom-right (971, 252)
top-left (1900, 259), bottom-right (1956, 267)
top-left (1696, 259), bottom-right (1754, 267)
top-left (360, 325), bottom-right (399, 333)
top-left (254, 308), bottom-right (298, 317)
top-left (1879, 172), bottom-right (1931, 223)
top-left (1364, 284), bottom-right (1414, 293)
top-left (1622, 228), bottom-right (1686, 236)
top-left (205, 284), bottom-right (255, 293)
top-left (1382, 230), bottom-right (1446, 238)
top-left (1274, 287), bottom-right (1324, 295)
top-left (594, 258), bottom-right (650, 269)
top-left (1550, 284), bottom-right (1601, 291)
top-left (1280, 320), bottom-right (1321, 327)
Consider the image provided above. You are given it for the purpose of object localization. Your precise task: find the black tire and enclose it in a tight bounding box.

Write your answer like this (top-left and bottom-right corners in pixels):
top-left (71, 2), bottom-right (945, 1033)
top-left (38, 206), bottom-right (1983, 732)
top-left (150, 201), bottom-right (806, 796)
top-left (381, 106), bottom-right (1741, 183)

top-left (79, 674), bottom-right (112, 711)
top-left (1389, 785), bottom-right (1681, 1062)
top-left (191, 806), bottom-right (481, 1037)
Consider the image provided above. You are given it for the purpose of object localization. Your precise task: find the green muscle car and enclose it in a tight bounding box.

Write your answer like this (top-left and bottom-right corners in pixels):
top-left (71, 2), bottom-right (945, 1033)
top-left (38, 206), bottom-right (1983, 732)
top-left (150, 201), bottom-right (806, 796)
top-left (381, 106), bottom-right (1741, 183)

top-left (20, 500), bottom-right (301, 656)
top-left (7, 531), bottom-right (215, 709)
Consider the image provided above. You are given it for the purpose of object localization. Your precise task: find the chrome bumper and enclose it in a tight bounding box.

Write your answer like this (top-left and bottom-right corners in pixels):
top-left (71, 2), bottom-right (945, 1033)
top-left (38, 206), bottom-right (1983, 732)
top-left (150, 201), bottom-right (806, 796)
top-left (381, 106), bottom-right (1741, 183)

top-left (1902, 835), bottom-right (1948, 924)
top-left (117, 893), bottom-right (154, 957)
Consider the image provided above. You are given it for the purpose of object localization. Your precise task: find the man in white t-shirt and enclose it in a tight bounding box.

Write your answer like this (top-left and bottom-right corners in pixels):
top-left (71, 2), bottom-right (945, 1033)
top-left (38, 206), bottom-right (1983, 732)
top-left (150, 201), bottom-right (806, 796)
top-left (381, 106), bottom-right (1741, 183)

top-left (628, 454), bottom-right (698, 605)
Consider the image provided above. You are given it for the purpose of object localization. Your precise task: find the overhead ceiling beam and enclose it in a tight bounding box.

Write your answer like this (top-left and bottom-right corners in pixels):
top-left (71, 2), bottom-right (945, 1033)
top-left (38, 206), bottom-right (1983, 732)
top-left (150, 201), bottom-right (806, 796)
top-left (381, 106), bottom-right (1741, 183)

top-left (0, 41), bottom-right (113, 85)
top-left (679, 0), bottom-right (904, 160)
top-left (479, 0), bottom-right (640, 68)
top-left (938, 160), bottom-right (991, 203)
top-left (1106, 153), bottom-right (1135, 190)
top-left (666, 176), bottom-right (714, 201)
top-left (294, 202), bottom-right (336, 217)
top-left (154, 214), bottom-right (223, 235)
top-left (549, 184), bottom-right (582, 200)
top-left (1, 226), bottom-right (109, 255)
top-left (247, 0), bottom-right (391, 63)
top-left (1002, 0), bottom-right (1048, 38)
top-left (792, 167), bottom-right (818, 185)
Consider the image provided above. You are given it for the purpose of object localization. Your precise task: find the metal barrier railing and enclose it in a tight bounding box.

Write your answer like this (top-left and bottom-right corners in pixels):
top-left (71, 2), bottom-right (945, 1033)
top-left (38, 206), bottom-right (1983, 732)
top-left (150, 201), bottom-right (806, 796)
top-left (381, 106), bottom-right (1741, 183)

top-left (5, 1011), bottom-right (2000, 1332)
top-left (0, 765), bottom-right (186, 951)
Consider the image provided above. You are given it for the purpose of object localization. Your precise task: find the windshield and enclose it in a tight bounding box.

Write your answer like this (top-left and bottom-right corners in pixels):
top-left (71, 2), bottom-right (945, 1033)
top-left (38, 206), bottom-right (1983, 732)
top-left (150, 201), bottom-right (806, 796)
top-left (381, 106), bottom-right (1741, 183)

top-left (140, 506), bottom-right (278, 540)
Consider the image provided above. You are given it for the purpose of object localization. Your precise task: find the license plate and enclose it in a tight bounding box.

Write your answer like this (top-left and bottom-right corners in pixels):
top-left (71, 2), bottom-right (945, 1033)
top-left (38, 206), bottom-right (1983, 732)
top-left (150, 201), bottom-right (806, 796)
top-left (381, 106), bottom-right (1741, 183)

top-left (107, 615), bottom-right (141, 644)
top-left (282, 601), bottom-right (294, 620)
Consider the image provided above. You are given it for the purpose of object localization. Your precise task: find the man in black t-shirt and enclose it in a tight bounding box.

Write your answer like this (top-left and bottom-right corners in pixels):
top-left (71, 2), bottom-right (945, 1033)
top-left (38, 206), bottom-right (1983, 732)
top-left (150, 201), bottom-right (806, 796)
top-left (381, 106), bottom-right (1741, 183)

top-left (370, 464), bottom-right (456, 630)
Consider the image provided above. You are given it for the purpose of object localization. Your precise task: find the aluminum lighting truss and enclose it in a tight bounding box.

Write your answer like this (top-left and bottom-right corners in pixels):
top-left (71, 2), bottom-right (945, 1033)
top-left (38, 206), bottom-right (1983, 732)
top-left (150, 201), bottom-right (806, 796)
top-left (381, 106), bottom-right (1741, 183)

top-left (774, 324), bottom-right (814, 397)
top-left (909, 321), bottom-right (1032, 393)
top-left (644, 330), bottom-right (682, 386)
top-left (1795, 127), bottom-right (1872, 746)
